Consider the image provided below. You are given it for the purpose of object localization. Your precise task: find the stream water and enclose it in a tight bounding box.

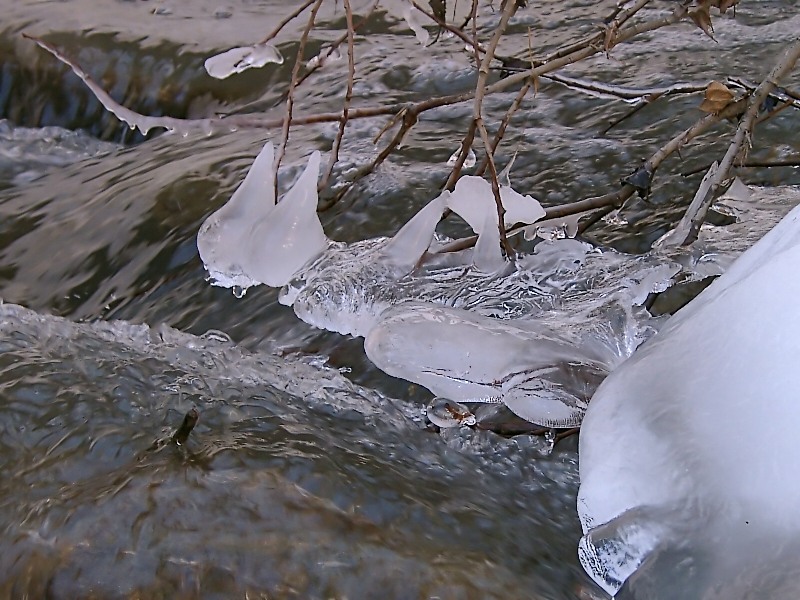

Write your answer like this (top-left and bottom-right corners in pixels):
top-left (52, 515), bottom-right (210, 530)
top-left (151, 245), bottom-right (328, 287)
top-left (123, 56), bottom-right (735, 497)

top-left (1, 1), bottom-right (799, 598)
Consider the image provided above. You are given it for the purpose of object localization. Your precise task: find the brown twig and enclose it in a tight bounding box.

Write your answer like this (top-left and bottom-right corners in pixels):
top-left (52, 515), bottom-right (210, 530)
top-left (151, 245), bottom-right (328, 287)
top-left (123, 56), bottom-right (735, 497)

top-left (474, 78), bottom-right (531, 178)
top-left (669, 39), bottom-right (800, 246)
top-left (432, 97), bottom-right (751, 255)
top-left (274, 0), bottom-right (324, 200)
top-left (260, 0), bottom-right (318, 45)
top-left (681, 156), bottom-right (800, 177)
top-left (319, 0), bottom-right (356, 191)
top-left (280, 0), bottom-right (380, 104)
top-left (441, 0), bottom-right (482, 190)
top-left (471, 0), bottom-right (518, 255)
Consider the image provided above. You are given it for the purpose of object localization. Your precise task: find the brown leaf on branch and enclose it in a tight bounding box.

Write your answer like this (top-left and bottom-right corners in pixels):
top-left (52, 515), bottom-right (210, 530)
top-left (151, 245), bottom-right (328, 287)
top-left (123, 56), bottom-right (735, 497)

top-left (699, 80), bottom-right (734, 113)
top-left (602, 21), bottom-right (619, 54)
top-left (689, 4), bottom-right (715, 40)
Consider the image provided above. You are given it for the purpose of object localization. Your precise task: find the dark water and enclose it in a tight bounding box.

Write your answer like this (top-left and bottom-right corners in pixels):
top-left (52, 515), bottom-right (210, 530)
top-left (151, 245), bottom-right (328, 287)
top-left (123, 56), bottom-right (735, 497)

top-left (0, 1), bottom-right (798, 598)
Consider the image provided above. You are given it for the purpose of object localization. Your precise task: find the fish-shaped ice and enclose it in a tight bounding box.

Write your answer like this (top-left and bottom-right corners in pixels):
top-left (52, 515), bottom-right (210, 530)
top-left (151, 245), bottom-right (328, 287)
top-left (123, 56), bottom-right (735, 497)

top-left (577, 194), bottom-right (800, 597)
top-left (365, 301), bottom-right (617, 428)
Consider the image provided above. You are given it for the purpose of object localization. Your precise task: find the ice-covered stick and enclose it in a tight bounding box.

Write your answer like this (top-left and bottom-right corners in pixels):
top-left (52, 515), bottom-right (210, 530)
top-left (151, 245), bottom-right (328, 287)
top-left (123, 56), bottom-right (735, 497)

top-left (22, 34), bottom-right (217, 136)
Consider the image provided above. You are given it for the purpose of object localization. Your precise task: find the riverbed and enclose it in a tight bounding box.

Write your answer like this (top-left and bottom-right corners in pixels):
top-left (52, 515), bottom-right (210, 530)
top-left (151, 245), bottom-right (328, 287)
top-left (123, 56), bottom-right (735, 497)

top-left (1, 1), bottom-right (798, 598)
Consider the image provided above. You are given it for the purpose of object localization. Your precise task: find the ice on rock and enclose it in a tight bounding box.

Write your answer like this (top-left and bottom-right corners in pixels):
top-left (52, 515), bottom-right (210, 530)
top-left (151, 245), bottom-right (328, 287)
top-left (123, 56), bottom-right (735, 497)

top-left (577, 197), bottom-right (800, 597)
top-left (197, 142), bottom-right (329, 291)
top-left (204, 43), bottom-right (284, 79)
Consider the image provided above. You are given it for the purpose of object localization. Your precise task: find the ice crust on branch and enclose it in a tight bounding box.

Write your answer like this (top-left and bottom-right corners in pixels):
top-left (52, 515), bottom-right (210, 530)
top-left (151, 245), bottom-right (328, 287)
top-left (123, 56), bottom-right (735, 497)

top-left (198, 142), bottom-right (800, 428)
top-left (578, 188), bottom-right (800, 597)
top-left (204, 43), bottom-right (284, 79)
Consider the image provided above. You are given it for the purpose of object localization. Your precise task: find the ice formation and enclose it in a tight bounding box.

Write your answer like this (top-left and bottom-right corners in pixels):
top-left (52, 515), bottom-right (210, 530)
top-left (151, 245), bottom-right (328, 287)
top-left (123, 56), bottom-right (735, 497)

top-left (204, 43), bottom-right (284, 79)
top-left (577, 192), bottom-right (800, 597)
top-left (399, 0), bottom-right (431, 46)
top-left (197, 142), bottom-right (329, 291)
top-left (365, 301), bottom-right (616, 428)
top-left (198, 141), bottom-right (800, 431)
top-left (423, 398), bottom-right (477, 428)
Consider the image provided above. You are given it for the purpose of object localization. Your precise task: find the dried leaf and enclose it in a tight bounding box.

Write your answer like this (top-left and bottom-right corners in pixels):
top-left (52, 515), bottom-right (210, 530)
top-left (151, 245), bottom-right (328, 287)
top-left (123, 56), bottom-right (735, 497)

top-left (699, 80), bottom-right (734, 113)
top-left (603, 21), bottom-right (619, 53)
top-left (689, 5), bottom-right (716, 40)
top-left (717, 0), bottom-right (740, 13)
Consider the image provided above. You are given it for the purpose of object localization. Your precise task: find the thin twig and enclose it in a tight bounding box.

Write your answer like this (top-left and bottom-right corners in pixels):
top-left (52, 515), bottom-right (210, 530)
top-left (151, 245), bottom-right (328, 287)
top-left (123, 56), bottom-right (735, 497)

top-left (471, 0), bottom-right (518, 255)
top-left (274, 0), bottom-right (324, 199)
top-left (670, 39), bottom-right (800, 246)
top-left (475, 80), bottom-right (530, 176)
top-left (442, 0), bottom-right (482, 189)
top-left (432, 98), bottom-right (750, 255)
top-left (260, 0), bottom-right (318, 45)
top-left (281, 0), bottom-right (380, 103)
top-left (319, 0), bottom-right (357, 191)
top-left (682, 156), bottom-right (800, 177)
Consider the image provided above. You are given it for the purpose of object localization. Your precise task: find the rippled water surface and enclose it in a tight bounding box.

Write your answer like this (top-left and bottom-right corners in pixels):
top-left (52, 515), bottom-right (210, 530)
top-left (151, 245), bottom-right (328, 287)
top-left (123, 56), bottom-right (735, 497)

top-left (1, 1), bottom-right (799, 598)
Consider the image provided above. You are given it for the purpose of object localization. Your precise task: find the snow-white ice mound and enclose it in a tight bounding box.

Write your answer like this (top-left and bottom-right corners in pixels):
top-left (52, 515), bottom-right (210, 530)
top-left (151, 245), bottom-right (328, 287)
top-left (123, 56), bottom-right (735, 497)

top-left (577, 193), bottom-right (800, 598)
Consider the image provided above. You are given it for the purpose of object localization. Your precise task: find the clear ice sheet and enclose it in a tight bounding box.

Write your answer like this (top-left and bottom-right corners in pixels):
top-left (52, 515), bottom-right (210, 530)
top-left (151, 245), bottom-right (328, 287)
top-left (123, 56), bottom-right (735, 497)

top-left (578, 188), bottom-right (800, 598)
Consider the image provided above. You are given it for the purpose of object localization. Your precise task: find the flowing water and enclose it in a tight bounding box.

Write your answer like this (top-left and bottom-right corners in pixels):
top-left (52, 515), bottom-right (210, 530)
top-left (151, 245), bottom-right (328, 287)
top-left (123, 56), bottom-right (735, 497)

top-left (0, 1), bottom-right (798, 598)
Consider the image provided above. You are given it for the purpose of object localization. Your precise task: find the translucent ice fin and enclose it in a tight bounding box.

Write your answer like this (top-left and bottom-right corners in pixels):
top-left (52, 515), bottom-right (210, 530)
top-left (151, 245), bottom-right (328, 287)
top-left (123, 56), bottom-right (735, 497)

top-left (446, 176), bottom-right (545, 233)
top-left (197, 143), bottom-right (328, 290)
top-left (247, 151), bottom-right (328, 286)
top-left (499, 184), bottom-right (546, 228)
top-left (197, 141), bottom-right (277, 290)
top-left (401, 1), bottom-right (430, 46)
top-left (205, 43), bottom-right (284, 79)
top-left (446, 176), bottom-right (495, 234)
top-left (383, 191), bottom-right (448, 271)
top-left (473, 207), bottom-right (506, 273)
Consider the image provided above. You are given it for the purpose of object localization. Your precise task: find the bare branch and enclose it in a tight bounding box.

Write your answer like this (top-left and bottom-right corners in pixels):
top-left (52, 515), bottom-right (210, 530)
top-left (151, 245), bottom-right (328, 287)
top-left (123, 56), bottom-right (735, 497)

top-left (472, 0), bottom-right (518, 254)
top-left (669, 39), bottom-right (800, 246)
top-left (274, 0), bottom-right (324, 199)
top-left (319, 0), bottom-right (357, 191)
top-left (260, 0), bottom-right (318, 45)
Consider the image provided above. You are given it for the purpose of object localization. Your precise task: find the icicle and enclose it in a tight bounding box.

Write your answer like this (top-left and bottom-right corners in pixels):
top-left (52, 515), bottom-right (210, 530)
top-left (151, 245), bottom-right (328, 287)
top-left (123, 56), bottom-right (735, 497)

top-left (382, 191), bottom-right (449, 271)
top-left (472, 208), bottom-right (506, 273)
